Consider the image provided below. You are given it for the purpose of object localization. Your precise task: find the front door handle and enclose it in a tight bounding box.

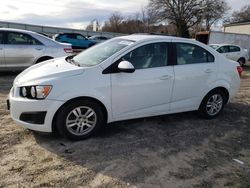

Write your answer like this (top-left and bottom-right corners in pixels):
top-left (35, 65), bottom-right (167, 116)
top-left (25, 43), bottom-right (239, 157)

top-left (35, 47), bottom-right (43, 51)
top-left (159, 75), bottom-right (172, 80)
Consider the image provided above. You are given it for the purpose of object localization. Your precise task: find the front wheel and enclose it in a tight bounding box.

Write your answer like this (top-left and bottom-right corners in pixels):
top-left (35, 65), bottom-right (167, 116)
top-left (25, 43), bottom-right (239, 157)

top-left (56, 99), bottom-right (105, 140)
top-left (198, 90), bottom-right (226, 119)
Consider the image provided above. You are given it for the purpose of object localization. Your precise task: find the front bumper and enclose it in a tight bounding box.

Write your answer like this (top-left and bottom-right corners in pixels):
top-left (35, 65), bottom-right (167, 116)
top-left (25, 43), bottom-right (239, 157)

top-left (9, 90), bottom-right (64, 133)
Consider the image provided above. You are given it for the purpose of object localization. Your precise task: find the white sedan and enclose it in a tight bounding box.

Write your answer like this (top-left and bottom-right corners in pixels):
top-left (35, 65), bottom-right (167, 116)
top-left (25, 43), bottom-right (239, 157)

top-left (8, 35), bottom-right (241, 140)
top-left (209, 44), bottom-right (249, 66)
top-left (0, 28), bottom-right (73, 71)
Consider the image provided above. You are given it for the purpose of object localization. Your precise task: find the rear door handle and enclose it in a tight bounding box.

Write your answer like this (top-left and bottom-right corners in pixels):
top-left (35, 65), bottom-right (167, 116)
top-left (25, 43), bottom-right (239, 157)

top-left (35, 47), bottom-right (43, 51)
top-left (205, 69), bottom-right (213, 73)
top-left (159, 75), bottom-right (172, 80)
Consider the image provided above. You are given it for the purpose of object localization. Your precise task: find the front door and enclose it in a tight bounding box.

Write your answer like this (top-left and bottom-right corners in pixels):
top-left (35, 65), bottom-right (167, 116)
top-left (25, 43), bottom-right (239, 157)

top-left (4, 31), bottom-right (44, 68)
top-left (111, 42), bottom-right (174, 120)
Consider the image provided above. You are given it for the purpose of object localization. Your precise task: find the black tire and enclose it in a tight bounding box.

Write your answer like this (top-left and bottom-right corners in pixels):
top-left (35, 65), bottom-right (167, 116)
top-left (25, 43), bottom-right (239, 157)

top-left (237, 58), bottom-right (246, 67)
top-left (56, 99), bottom-right (105, 140)
top-left (198, 89), bottom-right (226, 119)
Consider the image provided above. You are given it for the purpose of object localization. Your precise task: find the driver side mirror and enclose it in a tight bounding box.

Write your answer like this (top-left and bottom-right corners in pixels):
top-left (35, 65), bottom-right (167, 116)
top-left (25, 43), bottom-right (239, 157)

top-left (118, 61), bottom-right (135, 73)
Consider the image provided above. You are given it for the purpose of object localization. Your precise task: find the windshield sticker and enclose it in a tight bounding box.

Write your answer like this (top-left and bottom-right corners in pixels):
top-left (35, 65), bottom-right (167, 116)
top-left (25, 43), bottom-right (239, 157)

top-left (118, 41), bottom-right (134, 46)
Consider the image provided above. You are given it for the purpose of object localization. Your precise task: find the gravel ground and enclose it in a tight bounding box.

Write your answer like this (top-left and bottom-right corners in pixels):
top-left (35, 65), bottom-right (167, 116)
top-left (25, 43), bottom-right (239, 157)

top-left (0, 66), bottom-right (250, 188)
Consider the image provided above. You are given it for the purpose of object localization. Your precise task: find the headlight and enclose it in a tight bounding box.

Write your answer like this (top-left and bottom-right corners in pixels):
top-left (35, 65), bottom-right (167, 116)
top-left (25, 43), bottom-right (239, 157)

top-left (20, 85), bottom-right (52, 99)
top-left (21, 87), bottom-right (27, 97)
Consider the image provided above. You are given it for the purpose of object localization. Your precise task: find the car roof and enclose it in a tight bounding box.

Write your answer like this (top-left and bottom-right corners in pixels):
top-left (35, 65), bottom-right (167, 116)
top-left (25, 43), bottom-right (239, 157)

top-left (118, 34), bottom-right (190, 42)
top-left (0, 28), bottom-right (39, 35)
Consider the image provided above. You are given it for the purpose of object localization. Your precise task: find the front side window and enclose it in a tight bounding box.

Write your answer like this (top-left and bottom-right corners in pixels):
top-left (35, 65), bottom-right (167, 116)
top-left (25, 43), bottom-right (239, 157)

top-left (217, 46), bottom-right (229, 53)
top-left (229, 46), bottom-right (240, 52)
top-left (7, 32), bottom-right (42, 45)
top-left (73, 38), bottom-right (134, 67)
top-left (176, 43), bottom-right (214, 65)
top-left (122, 43), bottom-right (168, 69)
top-left (66, 34), bottom-right (76, 39)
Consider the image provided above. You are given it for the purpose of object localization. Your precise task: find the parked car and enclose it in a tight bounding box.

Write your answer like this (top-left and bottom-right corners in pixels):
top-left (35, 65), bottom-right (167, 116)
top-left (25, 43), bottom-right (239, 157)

top-left (88, 35), bottom-right (109, 43)
top-left (8, 35), bottom-right (241, 140)
top-left (0, 28), bottom-right (73, 71)
top-left (209, 44), bottom-right (249, 66)
top-left (53, 33), bottom-right (96, 49)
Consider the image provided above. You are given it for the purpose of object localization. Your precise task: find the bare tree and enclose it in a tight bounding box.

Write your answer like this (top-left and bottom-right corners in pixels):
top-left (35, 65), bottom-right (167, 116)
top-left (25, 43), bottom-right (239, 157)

top-left (101, 10), bottom-right (175, 35)
top-left (148, 0), bottom-right (204, 38)
top-left (85, 22), bottom-right (93, 31)
top-left (202, 0), bottom-right (229, 30)
top-left (102, 12), bottom-right (124, 33)
top-left (231, 5), bottom-right (250, 23)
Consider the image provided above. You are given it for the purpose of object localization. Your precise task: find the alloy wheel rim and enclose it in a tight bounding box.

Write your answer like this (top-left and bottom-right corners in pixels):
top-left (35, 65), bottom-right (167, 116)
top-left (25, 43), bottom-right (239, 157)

top-left (206, 94), bottom-right (223, 116)
top-left (66, 106), bottom-right (97, 136)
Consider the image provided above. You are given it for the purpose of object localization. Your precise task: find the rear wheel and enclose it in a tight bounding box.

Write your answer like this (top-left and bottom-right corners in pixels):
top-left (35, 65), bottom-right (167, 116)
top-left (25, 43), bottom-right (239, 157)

top-left (56, 99), bottom-right (105, 140)
top-left (198, 90), bottom-right (226, 119)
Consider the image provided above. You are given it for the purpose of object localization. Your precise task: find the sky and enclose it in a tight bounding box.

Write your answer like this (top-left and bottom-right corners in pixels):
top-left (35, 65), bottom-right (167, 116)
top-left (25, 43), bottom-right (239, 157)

top-left (0, 0), bottom-right (249, 29)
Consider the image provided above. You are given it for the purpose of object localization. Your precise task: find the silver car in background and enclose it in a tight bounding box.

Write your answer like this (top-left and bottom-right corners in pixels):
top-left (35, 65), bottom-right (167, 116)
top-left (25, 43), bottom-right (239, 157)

top-left (0, 28), bottom-right (73, 71)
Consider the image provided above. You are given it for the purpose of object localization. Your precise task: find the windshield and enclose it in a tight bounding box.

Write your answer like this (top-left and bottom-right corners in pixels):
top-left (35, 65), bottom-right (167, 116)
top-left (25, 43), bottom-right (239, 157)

top-left (209, 45), bottom-right (220, 50)
top-left (73, 38), bottom-right (134, 67)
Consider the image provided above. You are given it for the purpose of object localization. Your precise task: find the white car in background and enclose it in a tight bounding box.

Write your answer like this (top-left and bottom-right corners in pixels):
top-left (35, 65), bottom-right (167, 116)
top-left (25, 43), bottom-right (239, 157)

top-left (0, 28), bottom-right (73, 71)
top-left (8, 35), bottom-right (241, 140)
top-left (209, 44), bottom-right (249, 66)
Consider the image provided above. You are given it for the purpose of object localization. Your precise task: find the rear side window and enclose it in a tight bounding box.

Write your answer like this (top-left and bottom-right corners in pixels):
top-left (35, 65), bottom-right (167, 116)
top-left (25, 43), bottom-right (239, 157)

top-left (7, 32), bottom-right (42, 45)
top-left (217, 46), bottom-right (229, 53)
top-left (122, 42), bottom-right (169, 69)
top-left (176, 43), bottom-right (214, 65)
top-left (229, 46), bottom-right (240, 52)
top-left (0, 32), bottom-right (3, 44)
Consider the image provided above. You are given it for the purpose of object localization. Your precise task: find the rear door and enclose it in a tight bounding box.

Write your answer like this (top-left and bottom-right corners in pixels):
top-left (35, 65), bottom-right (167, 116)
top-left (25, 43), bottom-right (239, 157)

top-left (0, 31), bottom-right (4, 67)
top-left (171, 42), bottom-right (217, 112)
top-left (4, 31), bottom-right (45, 67)
top-left (229, 45), bottom-right (241, 61)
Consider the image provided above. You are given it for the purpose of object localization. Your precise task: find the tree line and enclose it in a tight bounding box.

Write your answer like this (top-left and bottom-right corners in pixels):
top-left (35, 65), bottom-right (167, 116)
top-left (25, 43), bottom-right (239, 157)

top-left (86, 0), bottom-right (250, 38)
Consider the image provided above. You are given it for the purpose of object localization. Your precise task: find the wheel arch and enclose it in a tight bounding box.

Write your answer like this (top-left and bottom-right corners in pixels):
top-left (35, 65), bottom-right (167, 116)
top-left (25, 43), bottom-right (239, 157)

top-left (52, 96), bottom-right (108, 134)
top-left (237, 57), bottom-right (246, 64)
top-left (201, 86), bottom-right (230, 107)
top-left (36, 56), bottom-right (54, 64)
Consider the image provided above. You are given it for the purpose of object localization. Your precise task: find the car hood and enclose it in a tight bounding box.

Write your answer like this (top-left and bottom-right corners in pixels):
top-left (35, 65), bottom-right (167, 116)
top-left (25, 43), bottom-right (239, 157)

top-left (14, 57), bottom-right (84, 86)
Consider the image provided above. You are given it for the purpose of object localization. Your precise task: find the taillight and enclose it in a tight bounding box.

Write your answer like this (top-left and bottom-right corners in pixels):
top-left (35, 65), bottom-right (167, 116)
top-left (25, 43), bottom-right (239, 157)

top-left (237, 66), bottom-right (243, 77)
top-left (64, 48), bottom-right (73, 53)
